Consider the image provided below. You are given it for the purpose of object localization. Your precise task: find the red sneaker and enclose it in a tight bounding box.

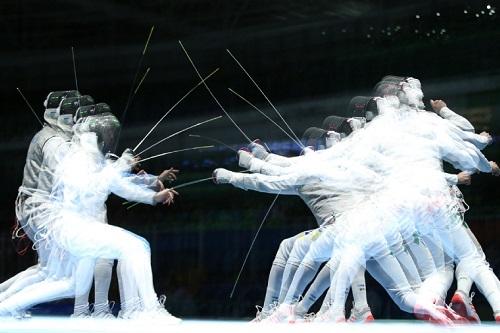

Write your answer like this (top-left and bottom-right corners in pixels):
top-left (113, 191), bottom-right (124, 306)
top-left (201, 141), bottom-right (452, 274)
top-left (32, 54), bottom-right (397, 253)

top-left (450, 292), bottom-right (480, 324)
top-left (348, 307), bottom-right (375, 323)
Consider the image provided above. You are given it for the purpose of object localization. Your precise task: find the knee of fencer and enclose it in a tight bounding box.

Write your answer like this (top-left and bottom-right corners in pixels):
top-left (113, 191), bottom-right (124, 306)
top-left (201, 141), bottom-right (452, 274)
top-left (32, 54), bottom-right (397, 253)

top-left (290, 238), bottom-right (312, 259)
top-left (325, 259), bottom-right (338, 273)
top-left (125, 237), bottom-right (151, 257)
top-left (457, 257), bottom-right (488, 278)
top-left (96, 258), bottom-right (115, 269)
top-left (271, 257), bottom-right (287, 268)
top-left (135, 235), bottom-right (151, 252)
top-left (286, 258), bottom-right (302, 268)
top-left (42, 278), bottom-right (76, 299)
top-left (280, 237), bottom-right (296, 256)
top-left (389, 243), bottom-right (405, 256)
top-left (287, 247), bottom-right (309, 267)
top-left (274, 238), bottom-right (295, 266)
top-left (33, 269), bottom-right (48, 281)
top-left (399, 229), bottom-right (417, 245)
top-left (73, 286), bottom-right (92, 300)
top-left (300, 258), bottom-right (321, 271)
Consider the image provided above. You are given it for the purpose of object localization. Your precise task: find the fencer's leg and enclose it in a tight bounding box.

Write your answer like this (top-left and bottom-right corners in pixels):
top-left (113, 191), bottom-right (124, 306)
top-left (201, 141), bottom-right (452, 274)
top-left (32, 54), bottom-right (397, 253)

top-left (0, 265), bottom-right (39, 293)
top-left (71, 270), bottom-right (90, 318)
top-left (385, 229), bottom-right (423, 288)
top-left (315, 286), bottom-right (350, 320)
top-left (399, 217), bottom-right (436, 278)
top-left (0, 240), bottom-right (53, 302)
top-left (440, 255), bottom-right (455, 302)
top-left (391, 242), bottom-right (422, 289)
top-left (262, 236), bottom-right (298, 311)
top-left (262, 264), bottom-right (285, 311)
top-left (364, 242), bottom-right (451, 323)
top-left (454, 224), bottom-right (488, 296)
top-left (351, 268), bottom-right (369, 310)
top-left (71, 257), bottom-right (96, 317)
top-left (0, 268), bottom-right (47, 303)
top-left (282, 261), bottom-right (322, 305)
top-left (0, 258), bottom-right (88, 317)
top-left (450, 222), bottom-right (492, 323)
top-left (278, 232), bottom-right (315, 302)
top-left (72, 283), bottom-right (91, 317)
top-left (0, 278), bottom-right (76, 316)
top-left (117, 260), bottom-right (140, 318)
top-left (84, 224), bottom-right (176, 318)
top-left (317, 289), bottom-right (333, 314)
top-left (328, 248), bottom-right (365, 320)
top-left (420, 256), bottom-right (454, 305)
top-left (405, 236), bottom-right (436, 282)
top-left (120, 238), bottom-right (158, 311)
top-left (74, 258), bottom-right (97, 299)
top-left (277, 265), bottom-right (299, 303)
top-left (282, 230), bottom-right (335, 305)
top-left (372, 253), bottom-right (419, 313)
top-left (348, 268), bottom-right (375, 322)
top-left (455, 258), bottom-right (474, 296)
top-left (423, 233), bottom-right (445, 269)
top-left (262, 231), bottom-right (334, 323)
top-left (439, 222), bottom-right (500, 315)
top-left (295, 260), bottom-right (338, 317)
top-left (451, 258), bottom-right (481, 323)
top-left (366, 258), bottom-right (445, 321)
top-left (92, 259), bottom-right (114, 317)
top-left (375, 254), bottom-right (452, 323)
top-left (457, 246), bottom-right (500, 314)
top-left (418, 233), bottom-right (453, 304)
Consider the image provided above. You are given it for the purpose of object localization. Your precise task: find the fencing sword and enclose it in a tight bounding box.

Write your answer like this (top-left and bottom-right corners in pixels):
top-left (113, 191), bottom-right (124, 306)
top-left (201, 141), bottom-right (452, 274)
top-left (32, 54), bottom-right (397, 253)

top-left (16, 88), bottom-right (43, 127)
top-left (226, 49), bottom-right (304, 148)
top-left (135, 116), bottom-right (222, 157)
top-left (135, 145), bottom-right (214, 164)
top-left (71, 46), bottom-right (79, 92)
top-left (228, 88), bottom-right (303, 148)
top-left (229, 192), bottom-right (280, 298)
top-left (178, 41), bottom-right (252, 144)
top-left (132, 67), bottom-right (220, 152)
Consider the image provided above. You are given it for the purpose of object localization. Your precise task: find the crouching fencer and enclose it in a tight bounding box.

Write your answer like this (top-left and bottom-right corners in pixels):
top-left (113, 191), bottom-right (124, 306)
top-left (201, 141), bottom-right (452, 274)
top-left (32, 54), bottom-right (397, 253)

top-left (2, 95), bottom-right (121, 319)
top-left (0, 108), bottom-right (181, 322)
top-left (0, 91), bottom-right (82, 309)
top-left (70, 103), bottom-right (178, 319)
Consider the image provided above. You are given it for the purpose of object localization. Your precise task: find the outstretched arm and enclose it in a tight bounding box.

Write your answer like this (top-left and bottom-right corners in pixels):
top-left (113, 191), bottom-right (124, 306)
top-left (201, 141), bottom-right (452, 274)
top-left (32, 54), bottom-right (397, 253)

top-left (108, 166), bottom-right (178, 205)
top-left (430, 99), bottom-right (475, 132)
top-left (213, 168), bottom-right (300, 195)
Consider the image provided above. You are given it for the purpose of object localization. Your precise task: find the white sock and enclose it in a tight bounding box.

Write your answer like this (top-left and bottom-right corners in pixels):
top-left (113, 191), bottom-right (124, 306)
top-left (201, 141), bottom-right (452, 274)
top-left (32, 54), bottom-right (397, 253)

top-left (352, 268), bottom-right (368, 310)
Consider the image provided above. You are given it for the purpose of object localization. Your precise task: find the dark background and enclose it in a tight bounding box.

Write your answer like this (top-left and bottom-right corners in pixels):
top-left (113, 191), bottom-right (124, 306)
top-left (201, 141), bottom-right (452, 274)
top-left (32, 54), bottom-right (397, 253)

top-left (0, 0), bottom-right (499, 321)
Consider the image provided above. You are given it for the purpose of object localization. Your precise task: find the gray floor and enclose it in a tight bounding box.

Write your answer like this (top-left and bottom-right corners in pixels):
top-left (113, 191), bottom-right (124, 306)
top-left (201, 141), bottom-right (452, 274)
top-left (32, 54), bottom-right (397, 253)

top-left (0, 318), bottom-right (498, 333)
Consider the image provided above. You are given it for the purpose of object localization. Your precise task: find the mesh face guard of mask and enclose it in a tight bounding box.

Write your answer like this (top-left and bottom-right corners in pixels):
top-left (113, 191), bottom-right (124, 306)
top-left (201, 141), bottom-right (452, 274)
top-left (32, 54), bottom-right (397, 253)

top-left (44, 90), bottom-right (81, 109)
top-left (75, 103), bottom-right (112, 122)
top-left (59, 95), bottom-right (95, 117)
top-left (76, 112), bottom-right (121, 155)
